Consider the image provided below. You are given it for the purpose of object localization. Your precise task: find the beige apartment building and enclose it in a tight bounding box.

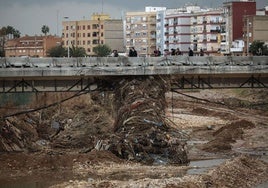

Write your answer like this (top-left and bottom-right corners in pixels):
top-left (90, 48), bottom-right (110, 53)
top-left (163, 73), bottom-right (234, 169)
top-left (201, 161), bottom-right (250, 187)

top-left (191, 9), bottom-right (224, 55)
top-left (4, 35), bottom-right (62, 57)
top-left (125, 11), bottom-right (158, 57)
top-left (62, 13), bottom-right (124, 56)
top-left (242, 15), bottom-right (268, 54)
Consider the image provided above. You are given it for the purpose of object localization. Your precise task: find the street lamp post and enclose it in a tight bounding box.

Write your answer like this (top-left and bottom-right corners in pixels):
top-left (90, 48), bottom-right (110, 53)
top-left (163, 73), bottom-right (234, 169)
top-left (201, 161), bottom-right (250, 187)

top-left (64, 16), bottom-right (70, 58)
top-left (246, 17), bottom-right (249, 56)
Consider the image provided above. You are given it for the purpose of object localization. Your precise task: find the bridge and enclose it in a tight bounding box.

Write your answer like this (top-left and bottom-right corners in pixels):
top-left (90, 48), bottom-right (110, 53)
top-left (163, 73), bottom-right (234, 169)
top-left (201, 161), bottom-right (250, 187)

top-left (0, 56), bottom-right (268, 93)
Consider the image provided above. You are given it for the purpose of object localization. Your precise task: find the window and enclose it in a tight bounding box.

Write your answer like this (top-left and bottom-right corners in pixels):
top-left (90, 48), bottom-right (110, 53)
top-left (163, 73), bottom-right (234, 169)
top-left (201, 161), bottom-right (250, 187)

top-left (87, 33), bottom-right (91, 37)
top-left (87, 48), bottom-right (91, 52)
top-left (87, 40), bottom-right (91, 45)
top-left (83, 33), bottom-right (85, 37)
top-left (87, 25), bottom-right (90, 29)
top-left (93, 39), bottom-right (99, 44)
top-left (93, 24), bottom-right (99, 29)
top-left (83, 40), bottom-right (85, 45)
top-left (83, 25), bottom-right (85, 30)
top-left (93, 32), bottom-right (99, 37)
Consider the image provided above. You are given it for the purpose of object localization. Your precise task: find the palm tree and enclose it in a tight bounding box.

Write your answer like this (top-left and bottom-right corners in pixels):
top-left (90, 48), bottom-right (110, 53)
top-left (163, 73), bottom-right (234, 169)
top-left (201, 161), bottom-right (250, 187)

top-left (93, 44), bottom-right (111, 57)
top-left (70, 45), bottom-right (87, 57)
top-left (41, 25), bottom-right (50, 36)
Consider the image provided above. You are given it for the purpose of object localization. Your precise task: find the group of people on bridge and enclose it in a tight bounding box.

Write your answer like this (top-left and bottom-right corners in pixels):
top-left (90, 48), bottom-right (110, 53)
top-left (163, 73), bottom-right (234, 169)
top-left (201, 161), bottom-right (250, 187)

top-left (111, 47), bottom-right (205, 57)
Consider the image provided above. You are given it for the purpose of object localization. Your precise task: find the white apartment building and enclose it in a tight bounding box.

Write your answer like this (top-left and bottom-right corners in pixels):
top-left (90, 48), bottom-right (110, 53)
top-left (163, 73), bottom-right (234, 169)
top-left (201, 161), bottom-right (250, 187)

top-left (162, 8), bottom-right (191, 53)
top-left (155, 6), bottom-right (224, 55)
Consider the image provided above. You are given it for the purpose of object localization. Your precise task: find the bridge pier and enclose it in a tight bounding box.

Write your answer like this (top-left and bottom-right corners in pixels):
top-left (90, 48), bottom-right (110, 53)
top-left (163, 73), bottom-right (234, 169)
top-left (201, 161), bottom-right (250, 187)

top-left (108, 75), bottom-right (188, 164)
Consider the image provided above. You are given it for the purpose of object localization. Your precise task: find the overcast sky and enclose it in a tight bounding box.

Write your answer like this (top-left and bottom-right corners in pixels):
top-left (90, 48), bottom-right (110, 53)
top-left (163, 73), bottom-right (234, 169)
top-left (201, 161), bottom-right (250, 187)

top-left (0, 0), bottom-right (267, 36)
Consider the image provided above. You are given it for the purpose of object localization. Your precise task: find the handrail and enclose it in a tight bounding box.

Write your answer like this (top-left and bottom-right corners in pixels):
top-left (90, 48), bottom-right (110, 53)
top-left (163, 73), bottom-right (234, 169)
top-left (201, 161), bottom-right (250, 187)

top-left (0, 56), bottom-right (267, 68)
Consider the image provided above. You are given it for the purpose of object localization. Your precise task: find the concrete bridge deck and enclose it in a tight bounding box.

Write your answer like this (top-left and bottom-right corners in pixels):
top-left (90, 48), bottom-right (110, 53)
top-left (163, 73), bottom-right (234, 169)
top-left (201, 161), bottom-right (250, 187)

top-left (0, 56), bottom-right (267, 92)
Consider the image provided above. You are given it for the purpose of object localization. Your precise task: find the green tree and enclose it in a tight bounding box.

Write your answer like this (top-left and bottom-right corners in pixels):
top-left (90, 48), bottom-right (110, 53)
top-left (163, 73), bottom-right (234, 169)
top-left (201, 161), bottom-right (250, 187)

top-left (249, 40), bottom-right (268, 56)
top-left (0, 26), bottom-right (21, 38)
top-left (70, 45), bottom-right (86, 57)
top-left (47, 45), bottom-right (67, 57)
top-left (0, 26), bottom-right (21, 57)
top-left (93, 44), bottom-right (111, 57)
top-left (41, 25), bottom-right (50, 36)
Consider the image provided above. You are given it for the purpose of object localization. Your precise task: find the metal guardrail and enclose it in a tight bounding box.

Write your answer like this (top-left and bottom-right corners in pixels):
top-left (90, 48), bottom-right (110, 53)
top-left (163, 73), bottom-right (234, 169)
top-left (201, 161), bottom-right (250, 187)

top-left (0, 56), bottom-right (267, 68)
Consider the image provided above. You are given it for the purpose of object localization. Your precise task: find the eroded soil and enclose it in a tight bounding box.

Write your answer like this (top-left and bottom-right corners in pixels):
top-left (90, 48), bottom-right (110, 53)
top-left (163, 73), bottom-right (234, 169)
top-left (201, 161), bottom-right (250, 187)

top-left (0, 88), bottom-right (268, 187)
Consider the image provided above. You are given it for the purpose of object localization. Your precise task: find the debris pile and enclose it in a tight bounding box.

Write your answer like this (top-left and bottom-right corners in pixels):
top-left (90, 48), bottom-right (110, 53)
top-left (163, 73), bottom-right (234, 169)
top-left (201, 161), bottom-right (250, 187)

top-left (51, 104), bottom-right (114, 150)
top-left (201, 120), bottom-right (255, 152)
top-left (0, 114), bottom-right (39, 152)
top-left (108, 76), bottom-right (188, 164)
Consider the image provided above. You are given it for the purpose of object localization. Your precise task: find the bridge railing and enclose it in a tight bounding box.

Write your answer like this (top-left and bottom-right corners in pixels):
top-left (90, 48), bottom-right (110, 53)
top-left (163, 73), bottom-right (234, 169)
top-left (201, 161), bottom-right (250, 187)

top-left (0, 56), bottom-right (267, 68)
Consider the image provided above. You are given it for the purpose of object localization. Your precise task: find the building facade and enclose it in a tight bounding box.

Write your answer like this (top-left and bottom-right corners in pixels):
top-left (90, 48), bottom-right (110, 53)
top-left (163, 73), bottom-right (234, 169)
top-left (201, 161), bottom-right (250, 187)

top-left (191, 9), bottom-right (224, 55)
top-left (156, 6), bottom-right (223, 55)
top-left (163, 8), bottom-right (191, 54)
top-left (242, 15), bottom-right (268, 54)
top-left (125, 7), bottom-right (166, 57)
top-left (62, 13), bottom-right (124, 56)
top-left (221, 0), bottom-right (256, 55)
top-left (4, 35), bottom-right (62, 57)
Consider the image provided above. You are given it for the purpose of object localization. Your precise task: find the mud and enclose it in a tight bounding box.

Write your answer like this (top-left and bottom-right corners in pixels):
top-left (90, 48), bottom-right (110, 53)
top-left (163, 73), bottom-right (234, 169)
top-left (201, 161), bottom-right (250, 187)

top-left (0, 88), bottom-right (268, 187)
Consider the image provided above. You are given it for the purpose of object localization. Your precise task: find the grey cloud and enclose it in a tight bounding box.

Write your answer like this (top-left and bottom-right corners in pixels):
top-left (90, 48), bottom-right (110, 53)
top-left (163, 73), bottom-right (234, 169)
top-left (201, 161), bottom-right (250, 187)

top-left (0, 0), bottom-right (267, 36)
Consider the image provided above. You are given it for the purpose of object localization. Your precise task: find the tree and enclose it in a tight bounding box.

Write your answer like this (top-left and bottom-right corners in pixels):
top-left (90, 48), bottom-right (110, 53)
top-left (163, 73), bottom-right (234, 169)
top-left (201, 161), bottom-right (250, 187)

top-left (0, 25), bottom-right (21, 38)
top-left (93, 44), bottom-right (111, 57)
top-left (0, 26), bottom-right (21, 57)
top-left (47, 45), bottom-right (67, 57)
top-left (249, 40), bottom-right (268, 56)
top-left (70, 45), bottom-right (87, 57)
top-left (41, 25), bottom-right (50, 36)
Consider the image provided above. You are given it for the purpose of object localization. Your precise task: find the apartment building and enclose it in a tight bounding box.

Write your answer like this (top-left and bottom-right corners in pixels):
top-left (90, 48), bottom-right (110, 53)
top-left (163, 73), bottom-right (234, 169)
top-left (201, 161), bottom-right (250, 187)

top-left (242, 15), bottom-right (268, 54)
top-left (191, 9), bottom-right (224, 54)
top-left (221, 0), bottom-right (256, 55)
top-left (4, 35), bottom-right (62, 57)
top-left (62, 13), bottom-right (124, 56)
top-left (162, 8), bottom-right (191, 54)
top-left (125, 7), bottom-right (166, 57)
top-left (158, 6), bottom-right (223, 55)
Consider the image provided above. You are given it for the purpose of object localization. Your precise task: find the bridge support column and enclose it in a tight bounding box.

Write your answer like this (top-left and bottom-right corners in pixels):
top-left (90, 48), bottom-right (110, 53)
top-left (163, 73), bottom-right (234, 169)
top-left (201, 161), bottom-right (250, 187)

top-left (108, 76), bottom-right (188, 164)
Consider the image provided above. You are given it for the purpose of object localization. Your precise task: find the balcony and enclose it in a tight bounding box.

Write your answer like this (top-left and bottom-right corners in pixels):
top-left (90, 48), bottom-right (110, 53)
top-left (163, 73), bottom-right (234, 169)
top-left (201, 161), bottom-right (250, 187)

top-left (210, 29), bottom-right (221, 33)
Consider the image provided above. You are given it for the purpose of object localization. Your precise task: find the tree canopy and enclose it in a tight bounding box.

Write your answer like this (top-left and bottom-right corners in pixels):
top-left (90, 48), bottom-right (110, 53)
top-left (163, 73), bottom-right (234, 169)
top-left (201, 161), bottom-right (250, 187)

top-left (0, 26), bottom-right (21, 38)
top-left (93, 44), bottom-right (111, 57)
top-left (70, 45), bottom-right (87, 57)
top-left (41, 25), bottom-right (50, 36)
top-left (249, 41), bottom-right (268, 56)
top-left (47, 45), bottom-right (67, 57)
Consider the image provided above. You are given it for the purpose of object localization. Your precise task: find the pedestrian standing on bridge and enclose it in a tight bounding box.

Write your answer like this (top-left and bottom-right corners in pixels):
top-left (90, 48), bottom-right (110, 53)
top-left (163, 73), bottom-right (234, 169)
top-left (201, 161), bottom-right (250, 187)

top-left (175, 48), bottom-right (182, 56)
top-left (129, 47), bottom-right (137, 57)
top-left (200, 48), bottom-right (204, 56)
top-left (113, 50), bottom-right (119, 57)
top-left (188, 47), bottom-right (194, 56)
